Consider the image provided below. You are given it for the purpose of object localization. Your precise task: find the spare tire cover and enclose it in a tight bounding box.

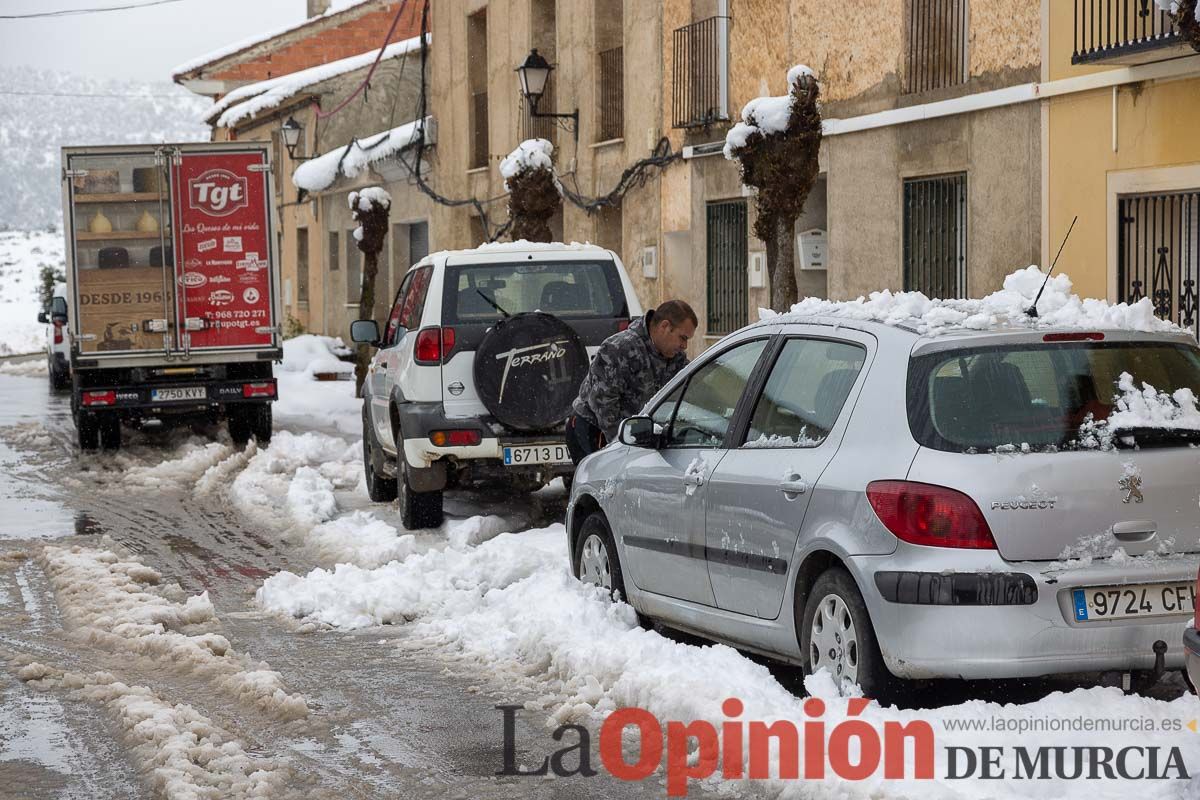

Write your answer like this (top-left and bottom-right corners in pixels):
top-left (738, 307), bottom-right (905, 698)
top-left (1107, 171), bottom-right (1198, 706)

top-left (473, 312), bottom-right (591, 432)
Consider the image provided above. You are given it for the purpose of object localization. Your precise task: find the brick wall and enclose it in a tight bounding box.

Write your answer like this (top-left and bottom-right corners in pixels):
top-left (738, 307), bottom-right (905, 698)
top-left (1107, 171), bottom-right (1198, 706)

top-left (200, 1), bottom-right (422, 84)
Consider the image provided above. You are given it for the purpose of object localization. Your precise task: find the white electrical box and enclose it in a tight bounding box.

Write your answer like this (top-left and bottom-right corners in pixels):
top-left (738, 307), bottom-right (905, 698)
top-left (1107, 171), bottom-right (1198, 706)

top-left (642, 246), bottom-right (658, 279)
top-left (798, 228), bottom-right (827, 270)
top-left (748, 251), bottom-right (766, 288)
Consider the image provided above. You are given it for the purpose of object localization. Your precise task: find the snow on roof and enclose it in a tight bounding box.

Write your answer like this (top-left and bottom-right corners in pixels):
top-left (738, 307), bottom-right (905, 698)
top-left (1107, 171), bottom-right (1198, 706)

top-left (757, 265), bottom-right (1187, 337)
top-left (210, 34), bottom-right (426, 127)
top-left (291, 117), bottom-right (428, 193)
top-left (172, 0), bottom-right (376, 79)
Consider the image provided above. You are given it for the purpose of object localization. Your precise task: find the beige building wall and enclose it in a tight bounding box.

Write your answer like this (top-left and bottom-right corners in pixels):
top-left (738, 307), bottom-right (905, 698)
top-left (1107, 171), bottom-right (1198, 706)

top-left (429, 0), bottom-right (668, 316)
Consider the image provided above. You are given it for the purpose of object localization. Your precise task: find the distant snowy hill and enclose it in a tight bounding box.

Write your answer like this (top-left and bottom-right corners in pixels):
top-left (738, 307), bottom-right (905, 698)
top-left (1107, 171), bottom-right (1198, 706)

top-left (0, 66), bottom-right (212, 231)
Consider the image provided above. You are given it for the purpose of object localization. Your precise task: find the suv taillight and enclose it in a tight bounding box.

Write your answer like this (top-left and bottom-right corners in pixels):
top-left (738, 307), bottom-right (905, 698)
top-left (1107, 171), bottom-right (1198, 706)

top-left (414, 327), bottom-right (455, 365)
top-left (53, 321), bottom-right (64, 345)
top-left (866, 480), bottom-right (997, 550)
top-left (1194, 573), bottom-right (1199, 627)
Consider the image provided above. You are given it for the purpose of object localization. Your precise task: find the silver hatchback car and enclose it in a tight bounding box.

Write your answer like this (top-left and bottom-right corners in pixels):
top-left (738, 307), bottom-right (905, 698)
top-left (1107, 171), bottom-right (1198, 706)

top-left (566, 316), bottom-right (1200, 697)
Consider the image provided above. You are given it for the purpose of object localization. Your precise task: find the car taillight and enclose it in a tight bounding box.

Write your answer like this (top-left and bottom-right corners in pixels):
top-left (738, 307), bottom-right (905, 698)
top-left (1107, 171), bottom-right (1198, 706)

top-left (429, 429), bottom-right (482, 447)
top-left (81, 390), bottom-right (116, 407)
top-left (53, 321), bottom-right (63, 345)
top-left (414, 327), bottom-right (455, 365)
top-left (242, 382), bottom-right (276, 398)
top-left (618, 319), bottom-right (631, 331)
top-left (866, 480), bottom-right (997, 549)
top-left (1194, 573), bottom-right (1199, 627)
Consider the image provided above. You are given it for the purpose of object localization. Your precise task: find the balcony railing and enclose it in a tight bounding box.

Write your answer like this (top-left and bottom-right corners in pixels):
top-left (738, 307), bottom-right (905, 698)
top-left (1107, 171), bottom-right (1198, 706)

top-left (470, 90), bottom-right (488, 169)
top-left (672, 16), bottom-right (729, 129)
top-left (1072, 0), bottom-right (1182, 64)
top-left (597, 46), bottom-right (624, 141)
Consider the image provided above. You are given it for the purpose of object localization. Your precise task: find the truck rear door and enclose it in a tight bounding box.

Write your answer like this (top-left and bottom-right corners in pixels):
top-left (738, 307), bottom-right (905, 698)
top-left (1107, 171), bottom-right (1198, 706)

top-left (64, 149), bottom-right (176, 356)
top-left (169, 147), bottom-right (277, 353)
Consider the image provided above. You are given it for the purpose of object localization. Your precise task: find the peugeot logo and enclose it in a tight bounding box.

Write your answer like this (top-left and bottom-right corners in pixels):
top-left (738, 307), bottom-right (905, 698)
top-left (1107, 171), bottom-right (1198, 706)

top-left (1119, 473), bottom-right (1144, 504)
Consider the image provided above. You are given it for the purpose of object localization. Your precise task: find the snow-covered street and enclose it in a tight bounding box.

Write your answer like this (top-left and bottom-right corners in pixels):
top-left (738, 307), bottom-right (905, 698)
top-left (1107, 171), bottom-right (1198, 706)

top-left (0, 338), bottom-right (1197, 799)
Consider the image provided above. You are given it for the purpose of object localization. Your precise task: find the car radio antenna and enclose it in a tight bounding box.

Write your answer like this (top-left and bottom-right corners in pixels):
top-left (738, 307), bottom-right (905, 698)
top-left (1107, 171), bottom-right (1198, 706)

top-left (1027, 215), bottom-right (1078, 318)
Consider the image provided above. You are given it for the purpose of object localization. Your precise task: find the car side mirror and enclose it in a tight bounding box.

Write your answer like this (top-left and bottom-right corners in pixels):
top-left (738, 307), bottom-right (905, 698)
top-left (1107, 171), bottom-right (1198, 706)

top-left (350, 319), bottom-right (381, 346)
top-left (37, 311), bottom-right (48, 324)
top-left (619, 416), bottom-right (657, 448)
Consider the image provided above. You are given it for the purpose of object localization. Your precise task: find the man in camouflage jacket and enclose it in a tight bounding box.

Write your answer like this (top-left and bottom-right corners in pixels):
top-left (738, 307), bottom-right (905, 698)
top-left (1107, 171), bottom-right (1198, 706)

top-left (566, 300), bottom-right (698, 465)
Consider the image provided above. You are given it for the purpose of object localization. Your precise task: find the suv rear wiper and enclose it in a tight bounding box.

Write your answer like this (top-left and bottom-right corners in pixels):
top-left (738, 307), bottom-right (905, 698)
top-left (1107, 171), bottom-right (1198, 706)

top-left (1111, 426), bottom-right (1200, 448)
top-left (477, 289), bottom-right (510, 317)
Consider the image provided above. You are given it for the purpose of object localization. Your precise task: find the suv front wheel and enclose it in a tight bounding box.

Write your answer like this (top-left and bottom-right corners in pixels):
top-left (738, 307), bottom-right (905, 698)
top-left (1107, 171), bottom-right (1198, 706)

top-left (362, 408), bottom-right (397, 503)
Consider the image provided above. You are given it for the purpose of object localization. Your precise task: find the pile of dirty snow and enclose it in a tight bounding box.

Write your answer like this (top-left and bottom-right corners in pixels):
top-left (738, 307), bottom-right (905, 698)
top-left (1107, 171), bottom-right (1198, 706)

top-left (763, 266), bottom-right (1183, 337)
top-left (275, 335), bottom-right (359, 435)
top-left (40, 542), bottom-right (307, 719)
top-left (255, 522), bottom-right (1200, 798)
top-left (0, 230), bottom-right (63, 356)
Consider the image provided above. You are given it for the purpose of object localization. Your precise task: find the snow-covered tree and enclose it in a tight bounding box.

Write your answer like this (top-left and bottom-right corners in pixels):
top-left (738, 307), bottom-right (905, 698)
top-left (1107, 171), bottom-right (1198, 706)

top-left (724, 66), bottom-right (823, 312)
top-left (1154, 0), bottom-right (1200, 50)
top-left (350, 187), bottom-right (391, 392)
top-left (500, 139), bottom-right (560, 243)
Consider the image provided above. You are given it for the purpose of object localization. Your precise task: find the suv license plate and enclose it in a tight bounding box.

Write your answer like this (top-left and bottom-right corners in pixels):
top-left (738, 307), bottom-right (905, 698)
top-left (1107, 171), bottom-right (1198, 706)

top-left (1071, 582), bottom-right (1196, 622)
top-left (504, 444), bottom-right (570, 466)
top-left (151, 386), bottom-right (206, 402)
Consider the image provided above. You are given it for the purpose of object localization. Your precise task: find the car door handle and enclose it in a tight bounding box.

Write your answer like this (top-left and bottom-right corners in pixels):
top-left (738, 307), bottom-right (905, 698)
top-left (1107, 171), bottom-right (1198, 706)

top-left (683, 473), bottom-right (705, 486)
top-left (779, 475), bottom-right (808, 496)
top-left (1111, 520), bottom-right (1156, 542)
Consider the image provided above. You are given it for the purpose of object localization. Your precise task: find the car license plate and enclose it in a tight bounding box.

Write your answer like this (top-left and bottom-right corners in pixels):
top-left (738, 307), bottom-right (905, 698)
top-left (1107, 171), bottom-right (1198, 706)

top-left (503, 444), bottom-right (570, 466)
top-left (1071, 582), bottom-right (1196, 621)
top-left (150, 386), bottom-right (206, 402)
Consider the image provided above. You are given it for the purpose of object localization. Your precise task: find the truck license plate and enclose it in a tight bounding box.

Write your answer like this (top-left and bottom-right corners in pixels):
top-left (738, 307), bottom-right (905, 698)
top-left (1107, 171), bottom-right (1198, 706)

top-left (1071, 582), bottom-right (1196, 622)
top-left (503, 444), bottom-right (570, 466)
top-left (151, 386), bottom-right (206, 402)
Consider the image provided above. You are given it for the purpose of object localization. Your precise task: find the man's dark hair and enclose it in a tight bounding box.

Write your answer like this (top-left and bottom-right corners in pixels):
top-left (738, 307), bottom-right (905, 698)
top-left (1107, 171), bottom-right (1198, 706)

top-left (653, 300), bottom-right (698, 328)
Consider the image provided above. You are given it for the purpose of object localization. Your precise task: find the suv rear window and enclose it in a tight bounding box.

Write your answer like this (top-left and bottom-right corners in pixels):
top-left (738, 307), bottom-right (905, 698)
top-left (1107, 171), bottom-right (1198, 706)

top-left (908, 341), bottom-right (1200, 452)
top-left (441, 260), bottom-right (627, 325)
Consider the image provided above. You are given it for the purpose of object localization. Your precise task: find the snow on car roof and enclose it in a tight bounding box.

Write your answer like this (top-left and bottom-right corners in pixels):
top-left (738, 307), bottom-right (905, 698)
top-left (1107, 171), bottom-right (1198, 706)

top-left (754, 266), bottom-right (1188, 339)
top-left (430, 240), bottom-right (613, 263)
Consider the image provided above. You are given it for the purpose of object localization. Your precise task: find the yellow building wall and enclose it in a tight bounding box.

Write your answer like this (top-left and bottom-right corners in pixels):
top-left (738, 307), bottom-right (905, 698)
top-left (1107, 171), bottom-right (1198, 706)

top-left (1046, 0), bottom-right (1200, 301)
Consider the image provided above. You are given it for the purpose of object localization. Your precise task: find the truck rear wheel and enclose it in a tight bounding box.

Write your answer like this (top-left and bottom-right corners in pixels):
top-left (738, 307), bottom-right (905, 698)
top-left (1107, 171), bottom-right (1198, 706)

top-left (228, 408), bottom-right (252, 445)
top-left (250, 404), bottom-right (272, 444)
top-left (98, 414), bottom-right (121, 451)
top-left (77, 413), bottom-right (99, 452)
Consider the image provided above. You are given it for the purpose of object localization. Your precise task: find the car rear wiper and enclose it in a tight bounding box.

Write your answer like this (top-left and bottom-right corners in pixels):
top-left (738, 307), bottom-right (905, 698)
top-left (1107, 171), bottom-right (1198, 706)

top-left (1111, 426), bottom-right (1200, 448)
top-left (477, 289), bottom-right (510, 317)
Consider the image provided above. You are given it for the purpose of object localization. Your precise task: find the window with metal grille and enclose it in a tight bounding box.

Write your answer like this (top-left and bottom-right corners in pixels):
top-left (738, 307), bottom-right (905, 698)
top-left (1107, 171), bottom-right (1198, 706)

top-left (706, 199), bottom-right (748, 336)
top-left (597, 46), bottom-right (624, 141)
top-left (1119, 190), bottom-right (1200, 338)
top-left (672, 15), bottom-right (730, 129)
top-left (903, 173), bottom-right (968, 299)
top-left (907, 0), bottom-right (969, 94)
top-left (1072, 0), bottom-right (1181, 64)
top-left (297, 227), bottom-right (309, 303)
top-left (468, 10), bottom-right (488, 169)
top-left (346, 229), bottom-right (360, 304)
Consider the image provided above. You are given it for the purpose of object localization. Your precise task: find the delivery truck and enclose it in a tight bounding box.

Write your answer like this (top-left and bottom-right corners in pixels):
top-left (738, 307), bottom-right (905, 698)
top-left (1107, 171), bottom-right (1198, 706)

top-left (60, 142), bottom-right (282, 452)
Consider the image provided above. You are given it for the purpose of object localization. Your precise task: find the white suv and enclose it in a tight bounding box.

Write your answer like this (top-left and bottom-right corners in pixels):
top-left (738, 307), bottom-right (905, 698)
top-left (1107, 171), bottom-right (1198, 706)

top-left (37, 282), bottom-right (70, 391)
top-left (352, 242), bottom-right (642, 528)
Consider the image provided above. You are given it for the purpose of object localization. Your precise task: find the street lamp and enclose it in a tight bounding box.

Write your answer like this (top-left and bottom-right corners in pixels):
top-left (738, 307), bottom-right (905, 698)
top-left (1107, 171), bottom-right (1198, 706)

top-left (515, 49), bottom-right (578, 142)
top-left (281, 116), bottom-right (311, 160)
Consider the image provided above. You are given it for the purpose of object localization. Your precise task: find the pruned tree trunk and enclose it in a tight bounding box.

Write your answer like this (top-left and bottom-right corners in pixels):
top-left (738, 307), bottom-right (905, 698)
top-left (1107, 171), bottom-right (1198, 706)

top-left (771, 215), bottom-right (798, 312)
top-left (349, 188), bottom-right (392, 394)
top-left (355, 249), bottom-right (380, 392)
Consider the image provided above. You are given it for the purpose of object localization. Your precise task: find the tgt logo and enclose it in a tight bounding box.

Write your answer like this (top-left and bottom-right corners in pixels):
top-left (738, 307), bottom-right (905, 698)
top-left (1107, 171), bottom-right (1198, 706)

top-left (189, 169), bottom-right (248, 217)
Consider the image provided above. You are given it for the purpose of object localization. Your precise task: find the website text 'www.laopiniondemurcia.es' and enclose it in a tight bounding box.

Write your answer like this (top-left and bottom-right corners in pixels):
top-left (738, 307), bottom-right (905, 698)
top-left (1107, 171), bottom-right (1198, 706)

top-left (496, 698), bottom-right (1194, 796)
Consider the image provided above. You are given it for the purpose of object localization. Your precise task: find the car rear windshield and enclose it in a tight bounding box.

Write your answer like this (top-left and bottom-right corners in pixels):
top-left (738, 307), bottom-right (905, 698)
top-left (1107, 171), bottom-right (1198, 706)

top-left (441, 260), bottom-right (627, 325)
top-left (907, 340), bottom-right (1200, 453)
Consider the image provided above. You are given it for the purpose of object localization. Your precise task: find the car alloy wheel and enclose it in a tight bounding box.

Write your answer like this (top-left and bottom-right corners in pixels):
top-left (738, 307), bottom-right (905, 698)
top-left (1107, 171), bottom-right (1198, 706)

top-left (578, 532), bottom-right (613, 591)
top-left (809, 593), bottom-right (859, 686)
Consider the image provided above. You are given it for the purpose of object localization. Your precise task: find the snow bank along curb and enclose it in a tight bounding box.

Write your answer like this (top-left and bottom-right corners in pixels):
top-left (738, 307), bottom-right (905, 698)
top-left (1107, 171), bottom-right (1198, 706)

top-left (40, 542), bottom-right (308, 720)
top-left (17, 663), bottom-right (283, 799)
top-left (256, 525), bottom-right (1200, 799)
top-left (761, 266), bottom-right (1185, 337)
